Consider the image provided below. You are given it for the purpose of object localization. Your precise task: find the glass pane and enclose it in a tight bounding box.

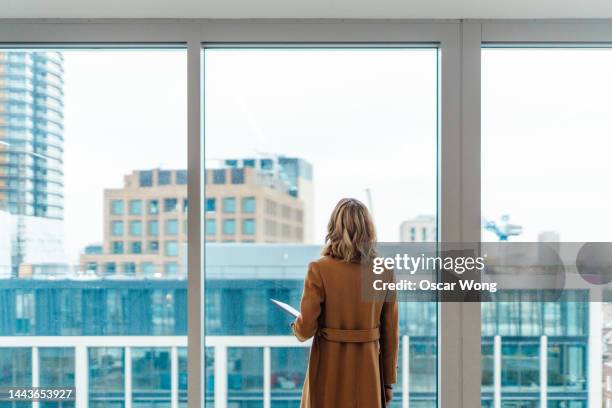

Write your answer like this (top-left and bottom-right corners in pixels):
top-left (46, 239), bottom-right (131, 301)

top-left (0, 49), bottom-right (186, 407)
top-left (204, 48), bottom-right (438, 407)
top-left (481, 47), bottom-right (612, 407)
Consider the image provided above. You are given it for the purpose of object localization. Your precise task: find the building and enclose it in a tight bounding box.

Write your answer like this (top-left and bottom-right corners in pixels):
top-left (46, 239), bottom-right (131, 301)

top-left (399, 215), bottom-right (436, 242)
top-left (80, 163), bottom-right (307, 277)
top-left (220, 156), bottom-right (314, 243)
top-left (80, 169), bottom-right (189, 277)
top-left (0, 51), bottom-right (67, 277)
top-left (0, 244), bottom-right (595, 408)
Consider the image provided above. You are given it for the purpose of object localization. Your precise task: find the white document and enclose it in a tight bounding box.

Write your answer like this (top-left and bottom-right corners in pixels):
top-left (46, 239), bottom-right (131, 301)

top-left (270, 299), bottom-right (300, 318)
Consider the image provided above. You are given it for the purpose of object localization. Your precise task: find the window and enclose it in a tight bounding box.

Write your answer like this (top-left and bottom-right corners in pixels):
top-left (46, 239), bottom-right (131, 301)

top-left (148, 199), bottom-right (159, 214)
top-left (183, 198), bottom-right (188, 212)
top-left (176, 170), bottom-right (187, 185)
top-left (111, 199), bottom-right (124, 215)
top-left (222, 197), bottom-right (236, 213)
top-left (481, 47), bottom-right (611, 406)
top-left (129, 199), bottom-right (142, 215)
top-left (130, 241), bottom-right (142, 254)
top-left (164, 262), bottom-right (178, 275)
top-left (231, 168), bottom-right (244, 184)
top-left (206, 219), bottom-right (216, 236)
top-left (148, 220), bottom-right (159, 236)
top-left (242, 197), bottom-right (256, 213)
top-left (165, 219), bottom-right (179, 235)
top-left (129, 220), bottom-right (143, 236)
top-left (123, 262), bottom-right (136, 275)
top-left (222, 219), bottom-right (236, 235)
top-left (0, 47), bottom-right (186, 407)
top-left (164, 198), bottom-right (178, 212)
top-left (158, 170), bottom-right (172, 185)
top-left (105, 262), bottom-right (117, 274)
top-left (111, 241), bottom-right (124, 254)
top-left (242, 219), bottom-right (255, 235)
top-left (149, 240), bottom-right (159, 254)
top-left (141, 262), bottom-right (155, 276)
top-left (204, 47), bottom-right (438, 407)
top-left (111, 221), bottom-right (124, 236)
top-left (212, 169), bottom-right (226, 184)
top-left (139, 170), bottom-right (153, 187)
top-left (165, 241), bottom-right (178, 256)
top-left (206, 198), bottom-right (216, 212)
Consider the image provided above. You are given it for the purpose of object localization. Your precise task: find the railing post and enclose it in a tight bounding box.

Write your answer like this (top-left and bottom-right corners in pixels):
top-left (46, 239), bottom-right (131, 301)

top-left (540, 335), bottom-right (547, 407)
top-left (494, 335), bottom-right (501, 408)
top-left (172, 346), bottom-right (179, 408)
top-left (32, 346), bottom-right (39, 408)
top-left (264, 347), bottom-right (271, 408)
top-left (125, 346), bottom-right (132, 408)
top-left (214, 345), bottom-right (228, 408)
top-left (402, 335), bottom-right (409, 408)
top-left (75, 345), bottom-right (88, 408)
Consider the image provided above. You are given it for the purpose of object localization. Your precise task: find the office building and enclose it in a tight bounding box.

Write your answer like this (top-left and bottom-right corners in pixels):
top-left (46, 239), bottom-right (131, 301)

top-left (399, 215), bottom-right (437, 242)
top-left (80, 164), bottom-right (307, 277)
top-left (0, 51), bottom-right (67, 277)
top-left (221, 156), bottom-right (314, 243)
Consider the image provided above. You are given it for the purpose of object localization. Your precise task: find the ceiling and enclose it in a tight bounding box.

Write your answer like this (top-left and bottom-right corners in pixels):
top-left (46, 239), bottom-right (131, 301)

top-left (3, 0), bottom-right (612, 19)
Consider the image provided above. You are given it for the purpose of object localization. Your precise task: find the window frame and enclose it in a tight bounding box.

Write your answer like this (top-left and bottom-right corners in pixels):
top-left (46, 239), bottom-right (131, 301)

top-left (4, 18), bottom-right (611, 408)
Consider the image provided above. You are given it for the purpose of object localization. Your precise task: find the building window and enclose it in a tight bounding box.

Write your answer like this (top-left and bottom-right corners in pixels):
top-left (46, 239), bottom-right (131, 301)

top-left (165, 219), bottom-right (179, 235)
top-left (111, 221), bottom-right (124, 236)
top-left (158, 170), bottom-right (172, 185)
top-left (265, 199), bottom-right (277, 216)
top-left (111, 241), bottom-right (124, 254)
top-left (139, 170), bottom-right (153, 187)
top-left (129, 199), bottom-right (142, 215)
top-left (164, 198), bottom-right (178, 212)
top-left (231, 168), bottom-right (244, 184)
top-left (148, 220), bottom-right (159, 236)
top-left (212, 169), bottom-right (226, 184)
top-left (183, 198), bottom-right (188, 212)
top-left (148, 199), bottom-right (159, 215)
top-left (222, 219), bottom-right (236, 235)
top-left (206, 219), bottom-right (216, 236)
top-left (244, 159), bottom-right (256, 167)
top-left (261, 159), bottom-right (273, 170)
top-left (176, 170), bottom-right (187, 185)
top-left (222, 197), bottom-right (236, 213)
top-left (242, 197), bottom-right (256, 213)
top-left (129, 221), bottom-right (143, 236)
top-left (148, 241), bottom-right (159, 254)
top-left (123, 262), bottom-right (136, 275)
top-left (110, 200), bottom-right (124, 215)
top-left (141, 262), bottom-right (155, 276)
top-left (265, 220), bottom-right (277, 236)
top-left (242, 219), bottom-right (255, 235)
top-left (165, 262), bottom-right (178, 275)
top-left (104, 262), bottom-right (116, 274)
top-left (130, 241), bottom-right (143, 254)
top-left (206, 198), bottom-right (216, 212)
top-left (281, 205), bottom-right (291, 219)
top-left (165, 241), bottom-right (178, 256)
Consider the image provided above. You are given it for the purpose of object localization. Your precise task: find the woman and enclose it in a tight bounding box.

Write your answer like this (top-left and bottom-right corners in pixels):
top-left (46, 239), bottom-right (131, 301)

top-left (292, 198), bottom-right (399, 408)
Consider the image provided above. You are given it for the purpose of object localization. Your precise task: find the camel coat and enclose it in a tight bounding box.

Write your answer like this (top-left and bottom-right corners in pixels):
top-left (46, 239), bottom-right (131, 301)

top-left (292, 256), bottom-right (399, 408)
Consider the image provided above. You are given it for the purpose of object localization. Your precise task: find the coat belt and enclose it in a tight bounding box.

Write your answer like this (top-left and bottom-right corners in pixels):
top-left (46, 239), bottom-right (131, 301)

top-left (318, 327), bottom-right (380, 343)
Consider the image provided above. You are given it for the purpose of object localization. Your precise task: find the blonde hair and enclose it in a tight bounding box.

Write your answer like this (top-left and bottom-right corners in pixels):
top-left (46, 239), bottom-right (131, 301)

top-left (322, 198), bottom-right (377, 263)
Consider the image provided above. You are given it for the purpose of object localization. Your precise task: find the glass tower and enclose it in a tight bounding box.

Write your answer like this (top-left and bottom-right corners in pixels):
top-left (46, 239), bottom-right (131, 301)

top-left (0, 51), bottom-right (64, 219)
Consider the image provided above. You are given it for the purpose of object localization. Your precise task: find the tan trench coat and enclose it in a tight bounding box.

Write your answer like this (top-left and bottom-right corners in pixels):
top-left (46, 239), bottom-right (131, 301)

top-left (292, 256), bottom-right (399, 408)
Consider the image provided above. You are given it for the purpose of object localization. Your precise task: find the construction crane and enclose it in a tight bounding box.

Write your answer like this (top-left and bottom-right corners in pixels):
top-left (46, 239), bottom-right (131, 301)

top-left (485, 215), bottom-right (523, 241)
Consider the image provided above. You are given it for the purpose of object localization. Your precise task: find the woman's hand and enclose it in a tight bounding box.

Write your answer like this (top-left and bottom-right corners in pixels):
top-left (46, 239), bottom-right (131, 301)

top-left (384, 386), bottom-right (393, 404)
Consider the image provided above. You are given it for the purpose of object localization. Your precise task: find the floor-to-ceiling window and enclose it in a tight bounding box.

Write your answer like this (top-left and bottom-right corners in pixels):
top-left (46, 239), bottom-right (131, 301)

top-left (203, 47), bottom-right (439, 407)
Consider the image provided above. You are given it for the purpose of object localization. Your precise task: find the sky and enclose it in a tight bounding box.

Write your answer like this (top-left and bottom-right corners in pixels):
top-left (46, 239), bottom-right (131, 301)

top-left (55, 47), bottom-right (612, 262)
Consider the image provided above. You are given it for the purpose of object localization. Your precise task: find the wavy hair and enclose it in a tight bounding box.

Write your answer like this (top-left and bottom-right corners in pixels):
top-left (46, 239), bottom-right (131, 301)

top-left (322, 198), bottom-right (377, 263)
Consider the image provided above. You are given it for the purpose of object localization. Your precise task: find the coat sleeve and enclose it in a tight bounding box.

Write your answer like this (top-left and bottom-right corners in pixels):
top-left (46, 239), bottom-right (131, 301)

top-left (380, 271), bottom-right (399, 385)
top-left (292, 262), bottom-right (324, 342)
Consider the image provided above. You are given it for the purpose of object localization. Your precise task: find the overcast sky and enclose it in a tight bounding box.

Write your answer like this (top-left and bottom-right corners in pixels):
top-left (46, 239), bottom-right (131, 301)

top-left (58, 48), bottom-right (612, 261)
